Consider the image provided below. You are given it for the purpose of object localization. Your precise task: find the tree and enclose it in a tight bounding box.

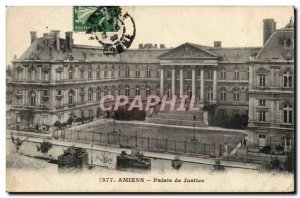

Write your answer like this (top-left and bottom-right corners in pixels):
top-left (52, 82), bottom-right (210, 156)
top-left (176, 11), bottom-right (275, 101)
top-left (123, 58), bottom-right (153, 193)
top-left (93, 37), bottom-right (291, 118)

top-left (19, 109), bottom-right (34, 127)
top-left (36, 141), bottom-right (53, 157)
top-left (11, 135), bottom-right (28, 152)
top-left (53, 121), bottom-right (62, 129)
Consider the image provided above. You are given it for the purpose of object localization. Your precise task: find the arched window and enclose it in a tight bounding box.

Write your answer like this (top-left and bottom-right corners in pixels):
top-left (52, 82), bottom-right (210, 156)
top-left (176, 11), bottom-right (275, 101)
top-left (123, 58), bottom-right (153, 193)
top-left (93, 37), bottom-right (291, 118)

top-left (145, 85), bottom-right (151, 97)
top-left (97, 65), bottom-right (100, 79)
top-left (104, 66), bottom-right (107, 78)
top-left (186, 86), bottom-right (192, 99)
top-left (68, 89), bottom-right (75, 105)
top-left (166, 86), bottom-right (171, 98)
top-left (88, 65), bottom-right (92, 79)
top-left (233, 87), bottom-right (240, 101)
top-left (135, 85), bottom-right (140, 95)
top-left (68, 66), bottom-right (74, 80)
top-left (28, 91), bottom-right (36, 106)
top-left (135, 67), bottom-right (140, 78)
top-left (220, 87), bottom-right (226, 101)
top-left (146, 67), bottom-right (151, 78)
top-left (88, 88), bottom-right (93, 102)
top-left (111, 66), bottom-right (115, 78)
top-left (125, 85), bottom-right (130, 96)
top-left (283, 70), bottom-right (293, 88)
top-left (207, 88), bottom-right (213, 100)
top-left (283, 104), bottom-right (293, 123)
top-left (125, 66), bottom-right (130, 77)
top-left (96, 87), bottom-right (101, 100)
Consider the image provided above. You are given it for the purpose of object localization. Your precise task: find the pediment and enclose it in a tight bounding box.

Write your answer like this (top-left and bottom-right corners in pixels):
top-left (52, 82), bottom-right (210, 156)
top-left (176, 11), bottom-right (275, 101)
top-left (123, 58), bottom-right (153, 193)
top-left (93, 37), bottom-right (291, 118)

top-left (159, 43), bottom-right (218, 59)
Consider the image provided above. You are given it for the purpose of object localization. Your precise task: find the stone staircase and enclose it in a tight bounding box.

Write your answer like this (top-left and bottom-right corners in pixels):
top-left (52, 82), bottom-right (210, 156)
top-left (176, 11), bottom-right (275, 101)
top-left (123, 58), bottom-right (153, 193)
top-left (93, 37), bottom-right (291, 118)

top-left (146, 110), bottom-right (206, 127)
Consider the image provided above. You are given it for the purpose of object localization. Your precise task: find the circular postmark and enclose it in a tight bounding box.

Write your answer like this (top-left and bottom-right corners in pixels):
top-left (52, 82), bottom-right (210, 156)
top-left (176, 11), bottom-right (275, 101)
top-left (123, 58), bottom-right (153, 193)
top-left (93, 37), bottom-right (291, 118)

top-left (73, 6), bottom-right (136, 55)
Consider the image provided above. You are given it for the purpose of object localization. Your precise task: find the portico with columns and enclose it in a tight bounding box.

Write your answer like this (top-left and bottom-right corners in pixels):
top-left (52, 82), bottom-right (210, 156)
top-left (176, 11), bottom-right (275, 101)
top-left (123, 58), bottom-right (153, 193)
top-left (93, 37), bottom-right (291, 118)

top-left (158, 43), bottom-right (219, 104)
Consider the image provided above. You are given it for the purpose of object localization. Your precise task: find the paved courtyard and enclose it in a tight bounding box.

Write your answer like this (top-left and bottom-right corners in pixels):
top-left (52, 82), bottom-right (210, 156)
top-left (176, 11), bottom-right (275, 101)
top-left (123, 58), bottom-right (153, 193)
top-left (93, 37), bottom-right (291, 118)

top-left (58, 119), bottom-right (247, 157)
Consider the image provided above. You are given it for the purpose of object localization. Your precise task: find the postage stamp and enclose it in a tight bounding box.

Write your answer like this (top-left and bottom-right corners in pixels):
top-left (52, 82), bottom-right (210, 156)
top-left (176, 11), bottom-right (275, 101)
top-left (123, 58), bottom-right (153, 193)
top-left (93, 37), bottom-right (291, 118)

top-left (73, 6), bottom-right (136, 54)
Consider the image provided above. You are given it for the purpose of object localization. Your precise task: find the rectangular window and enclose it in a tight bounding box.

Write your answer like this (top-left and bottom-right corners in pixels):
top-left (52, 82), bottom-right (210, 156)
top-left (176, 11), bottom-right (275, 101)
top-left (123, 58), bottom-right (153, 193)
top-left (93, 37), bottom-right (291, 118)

top-left (88, 109), bottom-right (93, 117)
top-left (207, 70), bottom-right (213, 79)
top-left (259, 74), bottom-right (266, 87)
top-left (80, 70), bottom-right (84, 79)
top-left (233, 109), bottom-right (239, 117)
top-left (258, 99), bottom-right (266, 106)
top-left (234, 68), bottom-right (239, 80)
top-left (221, 69), bottom-right (226, 79)
top-left (156, 70), bottom-right (160, 78)
top-left (220, 109), bottom-right (227, 118)
top-left (258, 111), bottom-right (266, 122)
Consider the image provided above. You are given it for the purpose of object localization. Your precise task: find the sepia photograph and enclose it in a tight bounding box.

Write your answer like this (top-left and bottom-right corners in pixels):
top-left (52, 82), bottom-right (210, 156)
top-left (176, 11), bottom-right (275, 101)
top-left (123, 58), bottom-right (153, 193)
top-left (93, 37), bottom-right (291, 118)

top-left (5, 6), bottom-right (295, 193)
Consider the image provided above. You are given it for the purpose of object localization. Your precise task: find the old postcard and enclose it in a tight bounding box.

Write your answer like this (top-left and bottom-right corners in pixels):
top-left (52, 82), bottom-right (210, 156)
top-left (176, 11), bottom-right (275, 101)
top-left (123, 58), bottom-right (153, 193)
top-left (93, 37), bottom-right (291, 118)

top-left (6, 6), bottom-right (295, 192)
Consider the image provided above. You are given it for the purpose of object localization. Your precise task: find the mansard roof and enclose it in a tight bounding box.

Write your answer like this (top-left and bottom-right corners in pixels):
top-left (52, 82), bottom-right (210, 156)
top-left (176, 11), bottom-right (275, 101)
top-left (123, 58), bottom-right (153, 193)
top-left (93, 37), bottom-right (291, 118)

top-left (256, 27), bottom-right (294, 62)
top-left (17, 36), bottom-right (260, 64)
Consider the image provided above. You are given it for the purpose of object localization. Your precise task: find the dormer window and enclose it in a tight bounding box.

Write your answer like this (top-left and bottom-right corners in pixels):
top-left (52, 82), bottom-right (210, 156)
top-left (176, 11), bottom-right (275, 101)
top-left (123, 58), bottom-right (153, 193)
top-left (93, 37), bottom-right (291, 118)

top-left (284, 38), bottom-right (294, 49)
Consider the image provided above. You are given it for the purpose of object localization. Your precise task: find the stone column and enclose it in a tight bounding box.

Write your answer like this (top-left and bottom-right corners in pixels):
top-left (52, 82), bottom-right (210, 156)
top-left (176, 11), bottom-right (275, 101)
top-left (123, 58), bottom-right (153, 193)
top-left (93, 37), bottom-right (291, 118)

top-left (160, 68), bottom-right (164, 96)
top-left (213, 69), bottom-right (217, 101)
top-left (192, 67), bottom-right (195, 96)
top-left (179, 67), bottom-right (183, 97)
top-left (200, 67), bottom-right (205, 101)
top-left (172, 67), bottom-right (175, 96)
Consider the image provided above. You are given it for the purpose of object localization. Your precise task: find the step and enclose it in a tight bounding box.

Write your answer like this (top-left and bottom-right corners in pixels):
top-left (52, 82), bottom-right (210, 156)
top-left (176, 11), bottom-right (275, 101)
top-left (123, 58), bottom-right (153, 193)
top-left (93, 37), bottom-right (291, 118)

top-left (147, 117), bottom-right (206, 127)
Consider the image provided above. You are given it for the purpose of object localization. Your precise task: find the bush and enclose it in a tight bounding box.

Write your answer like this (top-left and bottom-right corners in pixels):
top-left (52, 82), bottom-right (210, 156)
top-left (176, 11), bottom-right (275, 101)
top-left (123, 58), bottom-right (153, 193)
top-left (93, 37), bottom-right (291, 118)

top-left (53, 121), bottom-right (61, 129)
top-left (75, 117), bottom-right (82, 123)
top-left (36, 141), bottom-right (53, 156)
top-left (260, 146), bottom-right (272, 154)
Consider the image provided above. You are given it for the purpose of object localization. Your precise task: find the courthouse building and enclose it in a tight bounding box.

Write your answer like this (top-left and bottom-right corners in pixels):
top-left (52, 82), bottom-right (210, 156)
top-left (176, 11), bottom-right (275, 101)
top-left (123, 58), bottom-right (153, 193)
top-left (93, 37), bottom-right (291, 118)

top-left (9, 18), bottom-right (294, 148)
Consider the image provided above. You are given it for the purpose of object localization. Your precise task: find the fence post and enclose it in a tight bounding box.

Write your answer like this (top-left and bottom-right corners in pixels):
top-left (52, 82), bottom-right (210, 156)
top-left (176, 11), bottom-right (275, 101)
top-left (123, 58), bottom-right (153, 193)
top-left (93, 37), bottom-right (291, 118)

top-left (119, 132), bottom-right (121, 146)
top-left (175, 140), bottom-right (177, 153)
top-left (99, 132), bottom-right (101, 144)
top-left (166, 139), bottom-right (168, 152)
top-left (204, 143), bottom-right (206, 155)
top-left (184, 140), bottom-right (186, 153)
top-left (219, 144), bottom-right (222, 157)
top-left (157, 137), bottom-right (159, 151)
top-left (77, 131), bottom-right (79, 141)
top-left (108, 133), bottom-right (110, 144)
top-left (71, 130), bottom-right (73, 141)
top-left (213, 144), bottom-right (216, 157)
top-left (135, 131), bottom-right (138, 148)
top-left (92, 131), bottom-right (94, 144)
top-left (85, 130), bottom-right (87, 141)
top-left (148, 136), bottom-right (150, 150)
top-left (194, 140), bottom-right (196, 154)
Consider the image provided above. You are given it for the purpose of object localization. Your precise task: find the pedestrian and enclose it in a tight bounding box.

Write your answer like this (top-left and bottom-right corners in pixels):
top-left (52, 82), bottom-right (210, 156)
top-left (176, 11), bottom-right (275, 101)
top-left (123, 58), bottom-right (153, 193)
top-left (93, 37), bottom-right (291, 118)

top-left (193, 115), bottom-right (196, 121)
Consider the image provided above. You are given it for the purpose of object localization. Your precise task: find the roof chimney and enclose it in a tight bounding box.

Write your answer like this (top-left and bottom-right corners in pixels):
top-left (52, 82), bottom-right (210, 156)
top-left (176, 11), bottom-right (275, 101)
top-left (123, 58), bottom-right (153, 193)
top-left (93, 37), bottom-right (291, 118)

top-left (139, 44), bottom-right (144, 49)
top-left (52, 30), bottom-right (60, 51)
top-left (65, 31), bottom-right (73, 51)
top-left (160, 44), bottom-right (166, 49)
top-left (30, 31), bottom-right (37, 44)
top-left (214, 41), bottom-right (221, 47)
top-left (263, 19), bottom-right (276, 45)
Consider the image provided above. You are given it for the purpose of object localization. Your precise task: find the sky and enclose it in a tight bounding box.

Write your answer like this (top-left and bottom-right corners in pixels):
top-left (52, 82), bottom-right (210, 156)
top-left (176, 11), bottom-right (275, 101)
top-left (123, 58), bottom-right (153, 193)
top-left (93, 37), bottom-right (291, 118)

top-left (6, 6), bottom-right (294, 65)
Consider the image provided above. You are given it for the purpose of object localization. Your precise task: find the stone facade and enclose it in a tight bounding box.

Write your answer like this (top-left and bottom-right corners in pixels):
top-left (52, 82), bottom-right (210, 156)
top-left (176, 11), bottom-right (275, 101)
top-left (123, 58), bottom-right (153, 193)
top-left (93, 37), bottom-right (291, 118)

top-left (8, 18), bottom-right (294, 149)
